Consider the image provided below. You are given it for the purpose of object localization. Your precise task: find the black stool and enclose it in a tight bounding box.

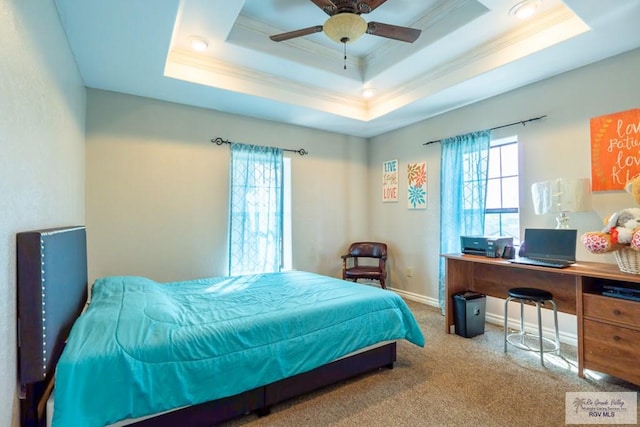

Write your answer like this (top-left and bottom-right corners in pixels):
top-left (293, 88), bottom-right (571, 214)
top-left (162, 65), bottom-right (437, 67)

top-left (504, 287), bottom-right (560, 366)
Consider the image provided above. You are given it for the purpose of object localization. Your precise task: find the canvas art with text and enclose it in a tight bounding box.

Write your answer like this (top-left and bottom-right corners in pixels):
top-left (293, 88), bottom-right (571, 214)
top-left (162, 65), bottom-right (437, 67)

top-left (590, 108), bottom-right (640, 191)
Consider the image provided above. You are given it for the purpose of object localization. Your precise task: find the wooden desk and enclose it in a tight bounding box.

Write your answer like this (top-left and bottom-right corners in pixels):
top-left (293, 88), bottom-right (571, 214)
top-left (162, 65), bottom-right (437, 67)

top-left (443, 254), bottom-right (640, 386)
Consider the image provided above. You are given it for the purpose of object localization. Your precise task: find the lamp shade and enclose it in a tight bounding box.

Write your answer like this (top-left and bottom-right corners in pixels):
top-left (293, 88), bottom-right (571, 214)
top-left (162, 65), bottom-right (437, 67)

top-left (531, 178), bottom-right (592, 215)
top-left (323, 13), bottom-right (367, 43)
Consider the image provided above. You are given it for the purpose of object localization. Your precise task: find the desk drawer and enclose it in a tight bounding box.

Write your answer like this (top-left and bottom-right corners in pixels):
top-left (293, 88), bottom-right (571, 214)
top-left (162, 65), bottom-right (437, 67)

top-left (583, 319), bottom-right (640, 386)
top-left (583, 293), bottom-right (640, 327)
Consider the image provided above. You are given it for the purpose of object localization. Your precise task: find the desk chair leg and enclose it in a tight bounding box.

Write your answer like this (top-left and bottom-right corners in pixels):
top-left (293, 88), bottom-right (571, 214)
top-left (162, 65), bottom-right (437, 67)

top-left (551, 299), bottom-right (560, 355)
top-left (503, 297), bottom-right (511, 353)
top-left (519, 300), bottom-right (525, 336)
top-left (536, 301), bottom-right (544, 366)
top-left (503, 296), bottom-right (525, 352)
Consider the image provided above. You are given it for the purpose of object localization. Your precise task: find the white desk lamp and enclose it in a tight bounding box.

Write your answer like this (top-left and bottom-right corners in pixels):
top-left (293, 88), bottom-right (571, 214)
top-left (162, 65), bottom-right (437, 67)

top-left (531, 178), bottom-right (592, 229)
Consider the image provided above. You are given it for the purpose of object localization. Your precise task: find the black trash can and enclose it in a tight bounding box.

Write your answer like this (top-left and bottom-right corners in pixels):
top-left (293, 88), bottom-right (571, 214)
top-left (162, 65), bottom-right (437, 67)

top-left (453, 291), bottom-right (486, 338)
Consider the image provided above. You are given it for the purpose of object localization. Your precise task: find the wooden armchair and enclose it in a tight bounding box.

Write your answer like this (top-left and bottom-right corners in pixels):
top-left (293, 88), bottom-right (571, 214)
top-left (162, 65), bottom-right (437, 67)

top-left (341, 242), bottom-right (388, 289)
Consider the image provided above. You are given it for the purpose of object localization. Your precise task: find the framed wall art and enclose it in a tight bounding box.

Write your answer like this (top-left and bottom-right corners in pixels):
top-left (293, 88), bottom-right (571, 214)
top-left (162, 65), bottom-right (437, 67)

top-left (382, 159), bottom-right (399, 202)
top-left (590, 108), bottom-right (640, 191)
top-left (407, 161), bottom-right (427, 209)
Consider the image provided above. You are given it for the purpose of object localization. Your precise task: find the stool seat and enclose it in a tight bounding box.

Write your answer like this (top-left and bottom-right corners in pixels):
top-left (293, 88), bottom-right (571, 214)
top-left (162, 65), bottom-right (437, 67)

top-left (507, 287), bottom-right (553, 302)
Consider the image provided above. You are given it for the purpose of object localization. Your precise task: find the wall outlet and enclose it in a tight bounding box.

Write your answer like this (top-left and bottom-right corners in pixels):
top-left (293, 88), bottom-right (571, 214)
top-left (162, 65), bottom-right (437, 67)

top-left (406, 267), bottom-right (413, 277)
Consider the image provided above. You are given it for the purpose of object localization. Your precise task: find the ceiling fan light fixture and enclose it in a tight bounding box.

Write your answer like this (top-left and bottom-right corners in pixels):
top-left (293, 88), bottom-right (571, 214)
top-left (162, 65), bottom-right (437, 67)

top-left (323, 13), bottom-right (367, 44)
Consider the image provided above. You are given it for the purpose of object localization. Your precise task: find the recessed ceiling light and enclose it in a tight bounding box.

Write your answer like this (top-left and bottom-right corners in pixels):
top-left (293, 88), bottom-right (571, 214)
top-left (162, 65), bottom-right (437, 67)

top-left (362, 87), bottom-right (376, 99)
top-left (190, 36), bottom-right (209, 52)
top-left (509, 0), bottom-right (541, 19)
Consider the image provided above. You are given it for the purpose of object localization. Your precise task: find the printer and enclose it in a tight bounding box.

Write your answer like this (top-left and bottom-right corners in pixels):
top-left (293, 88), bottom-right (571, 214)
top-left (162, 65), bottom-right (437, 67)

top-left (460, 236), bottom-right (513, 258)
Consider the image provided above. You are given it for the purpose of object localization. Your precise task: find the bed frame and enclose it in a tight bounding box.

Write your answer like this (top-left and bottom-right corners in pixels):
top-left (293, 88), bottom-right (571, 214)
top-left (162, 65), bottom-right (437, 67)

top-left (17, 226), bottom-right (396, 427)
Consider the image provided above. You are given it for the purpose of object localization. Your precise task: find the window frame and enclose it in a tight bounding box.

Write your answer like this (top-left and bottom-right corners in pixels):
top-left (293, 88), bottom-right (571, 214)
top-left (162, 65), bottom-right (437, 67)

top-left (484, 136), bottom-right (520, 242)
top-left (282, 157), bottom-right (292, 271)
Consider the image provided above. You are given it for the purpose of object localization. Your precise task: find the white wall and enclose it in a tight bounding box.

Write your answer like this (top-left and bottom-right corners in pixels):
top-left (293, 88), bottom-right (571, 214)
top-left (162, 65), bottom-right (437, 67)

top-left (369, 48), bottom-right (640, 338)
top-left (0, 0), bottom-right (86, 425)
top-left (85, 89), bottom-right (369, 284)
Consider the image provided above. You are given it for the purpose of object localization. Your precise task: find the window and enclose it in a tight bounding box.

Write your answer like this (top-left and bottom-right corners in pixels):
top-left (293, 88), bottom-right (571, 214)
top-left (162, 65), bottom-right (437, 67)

top-left (484, 137), bottom-right (520, 243)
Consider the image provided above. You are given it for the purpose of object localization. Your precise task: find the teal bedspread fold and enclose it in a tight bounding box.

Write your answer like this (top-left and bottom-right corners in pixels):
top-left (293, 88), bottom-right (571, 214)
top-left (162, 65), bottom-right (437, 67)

top-left (53, 271), bottom-right (425, 427)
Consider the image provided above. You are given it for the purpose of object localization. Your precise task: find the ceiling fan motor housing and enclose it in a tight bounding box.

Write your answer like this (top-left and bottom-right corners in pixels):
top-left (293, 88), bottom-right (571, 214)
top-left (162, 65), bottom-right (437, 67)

top-left (325, 1), bottom-right (374, 15)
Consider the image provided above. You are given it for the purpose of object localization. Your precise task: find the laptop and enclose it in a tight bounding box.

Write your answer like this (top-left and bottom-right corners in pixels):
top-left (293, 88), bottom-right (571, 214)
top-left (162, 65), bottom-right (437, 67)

top-left (509, 228), bottom-right (577, 268)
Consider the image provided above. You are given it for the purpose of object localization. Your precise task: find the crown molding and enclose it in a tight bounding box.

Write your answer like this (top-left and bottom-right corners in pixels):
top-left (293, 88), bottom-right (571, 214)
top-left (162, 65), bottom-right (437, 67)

top-left (165, 49), bottom-right (371, 120)
top-left (163, 3), bottom-right (587, 123)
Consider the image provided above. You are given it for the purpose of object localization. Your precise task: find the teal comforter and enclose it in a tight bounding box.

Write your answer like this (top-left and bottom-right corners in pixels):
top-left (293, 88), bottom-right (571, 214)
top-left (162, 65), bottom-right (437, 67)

top-left (53, 271), bottom-right (425, 426)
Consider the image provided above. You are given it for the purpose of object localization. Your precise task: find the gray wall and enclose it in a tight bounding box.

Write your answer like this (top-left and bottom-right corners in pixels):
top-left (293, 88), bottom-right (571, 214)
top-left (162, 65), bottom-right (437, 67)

top-left (0, 1), bottom-right (86, 425)
top-left (85, 89), bottom-right (369, 284)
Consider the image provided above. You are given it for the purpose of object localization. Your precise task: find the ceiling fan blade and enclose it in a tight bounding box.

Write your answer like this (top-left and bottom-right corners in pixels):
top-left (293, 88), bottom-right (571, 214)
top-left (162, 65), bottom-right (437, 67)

top-left (366, 22), bottom-right (421, 43)
top-left (358, 0), bottom-right (388, 13)
top-left (310, 0), bottom-right (337, 16)
top-left (270, 25), bottom-right (324, 42)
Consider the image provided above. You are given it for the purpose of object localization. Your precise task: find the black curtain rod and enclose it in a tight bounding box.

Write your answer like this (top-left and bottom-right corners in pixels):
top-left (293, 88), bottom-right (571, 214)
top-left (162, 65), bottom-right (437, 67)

top-left (211, 137), bottom-right (308, 156)
top-left (423, 115), bottom-right (548, 146)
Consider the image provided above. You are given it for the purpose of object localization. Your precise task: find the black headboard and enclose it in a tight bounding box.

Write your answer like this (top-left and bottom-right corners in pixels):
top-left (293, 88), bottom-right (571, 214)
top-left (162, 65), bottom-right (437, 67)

top-left (17, 226), bottom-right (88, 386)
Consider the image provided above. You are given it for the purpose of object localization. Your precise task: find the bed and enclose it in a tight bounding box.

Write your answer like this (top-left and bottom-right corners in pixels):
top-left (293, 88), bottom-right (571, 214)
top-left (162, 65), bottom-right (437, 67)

top-left (17, 226), bottom-right (425, 427)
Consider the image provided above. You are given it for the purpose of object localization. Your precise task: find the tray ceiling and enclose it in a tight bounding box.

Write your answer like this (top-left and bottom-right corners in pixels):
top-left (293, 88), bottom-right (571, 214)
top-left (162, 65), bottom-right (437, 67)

top-left (54, 0), bottom-right (640, 137)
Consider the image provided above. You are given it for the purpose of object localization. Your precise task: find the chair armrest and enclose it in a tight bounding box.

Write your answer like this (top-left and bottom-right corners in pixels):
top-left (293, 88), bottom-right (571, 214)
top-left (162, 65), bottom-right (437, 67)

top-left (341, 254), bottom-right (352, 260)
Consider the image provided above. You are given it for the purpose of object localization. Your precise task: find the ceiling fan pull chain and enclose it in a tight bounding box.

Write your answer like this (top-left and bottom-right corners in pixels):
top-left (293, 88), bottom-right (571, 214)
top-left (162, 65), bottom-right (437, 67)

top-left (343, 40), bottom-right (347, 70)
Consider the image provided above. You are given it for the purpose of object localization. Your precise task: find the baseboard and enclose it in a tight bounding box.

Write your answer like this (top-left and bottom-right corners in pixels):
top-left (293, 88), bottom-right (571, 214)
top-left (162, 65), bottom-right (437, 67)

top-left (389, 287), bottom-right (577, 347)
top-left (391, 288), bottom-right (439, 308)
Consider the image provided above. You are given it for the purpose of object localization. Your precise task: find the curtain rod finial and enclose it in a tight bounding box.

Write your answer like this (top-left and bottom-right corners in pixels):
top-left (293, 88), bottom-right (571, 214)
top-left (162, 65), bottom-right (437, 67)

top-left (211, 137), bottom-right (229, 145)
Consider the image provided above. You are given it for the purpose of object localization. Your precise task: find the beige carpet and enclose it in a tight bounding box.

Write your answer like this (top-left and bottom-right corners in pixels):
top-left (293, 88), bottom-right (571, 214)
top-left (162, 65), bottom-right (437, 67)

top-left (225, 300), bottom-right (639, 427)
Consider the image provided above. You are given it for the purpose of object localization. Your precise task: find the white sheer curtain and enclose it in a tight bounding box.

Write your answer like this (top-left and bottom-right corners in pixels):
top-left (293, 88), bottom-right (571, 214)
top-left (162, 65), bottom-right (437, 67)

top-left (229, 143), bottom-right (283, 275)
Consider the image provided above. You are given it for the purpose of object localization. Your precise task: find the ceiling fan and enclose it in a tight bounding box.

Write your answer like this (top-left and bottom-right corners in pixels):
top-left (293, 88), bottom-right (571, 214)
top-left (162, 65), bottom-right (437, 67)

top-left (269, 0), bottom-right (422, 45)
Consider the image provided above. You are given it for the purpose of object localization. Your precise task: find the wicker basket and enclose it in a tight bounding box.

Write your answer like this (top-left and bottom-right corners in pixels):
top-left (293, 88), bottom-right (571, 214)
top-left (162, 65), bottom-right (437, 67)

top-left (614, 247), bottom-right (640, 274)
